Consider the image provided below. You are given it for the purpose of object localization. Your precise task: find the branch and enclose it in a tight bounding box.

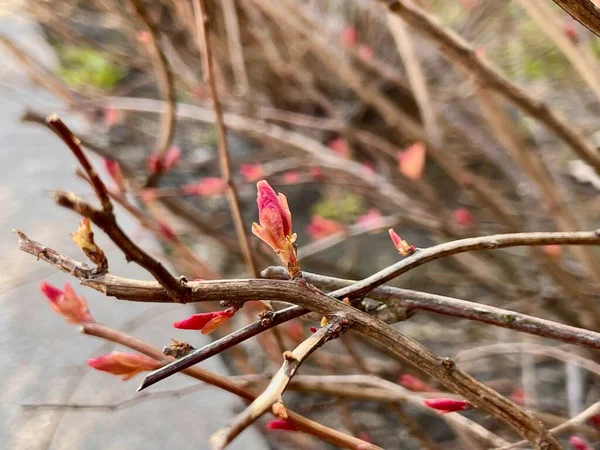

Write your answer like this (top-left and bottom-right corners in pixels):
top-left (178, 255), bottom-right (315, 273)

top-left (79, 323), bottom-right (375, 449)
top-left (551, 0), bottom-right (600, 37)
top-left (52, 191), bottom-right (189, 299)
top-left (378, 0), bottom-right (600, 174)
top-left (209, 318), bottom-right (350, 450)
top-left (192, 0), bottom-right (259, 278)
top-left (128, 0), bottom-right (176, 186)
top-left (264, 267), bottom-right (600, 350)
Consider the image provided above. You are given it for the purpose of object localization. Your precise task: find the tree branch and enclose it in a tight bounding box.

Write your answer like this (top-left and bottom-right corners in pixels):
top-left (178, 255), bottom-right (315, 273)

top-left (192, 0), bottom-right (259, 278)
top-left (551, 0), bottom-right (600, 37)
top-left (264, 267), bottom-right (600, 350)
top-left (378, 0), bottom-right (600, 174)
top-left (209, 317), bottom-right (350, 450)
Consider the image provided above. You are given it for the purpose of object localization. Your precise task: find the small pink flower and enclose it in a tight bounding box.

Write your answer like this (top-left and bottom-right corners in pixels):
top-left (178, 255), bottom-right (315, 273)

top-left (40, 281), bottom-right (94, 325)
top-left (252, 181), bottom-right (299, 276)
top-left (173, 307), bottom-right (237, 334)
top-left (88, 352), bottom-right (160, 380)
top-left (282, 171), bottom-right (301, 185)
top-left (569, 436), bottom-right (592, 450)
top-left (356, 208), bottom-right (382, 227)
top-left (163, 146), bottom-right (181, 171)
top-left (398, 374), bottom-right (436, 393)
top-left (341, 26), bottom-right (357, 47)
top-left (389, 229), bottom-right (415, 256)
top-left (358, 45), bottom-right (374, 61)
top-left (266, 419), bottom-right (298, 431)
top-left (182, 178), bottom-right (227, 197)
top-left (240, 163), bottom-right (264, 182)
top-left (103, 106), bottom-right (120, 127)
top-left (104, 159), bottom-right (127, 192)
top-left (328, 138), bottom-right (351, 159)
top-left (306, 216), bottom-right (345, 240)
top-left (453, 207), bottom-right (474, 228)
top-left (397, 142), bottom-right (426, 181)
top-left (424, 398), bottom-right (471, 414)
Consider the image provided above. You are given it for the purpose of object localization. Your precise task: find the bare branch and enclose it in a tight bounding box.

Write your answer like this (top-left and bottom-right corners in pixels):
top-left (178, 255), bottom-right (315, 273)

top-left (192, 0), bottom-right (259, 278)
top-left (551, 0), bottom-right (600, 37)
top-left (378, 0), bottom-right (600, 174)
top-left (264, 267), bottom-right (600, 350)
top-left (209, 318), bottom-right (350, 450)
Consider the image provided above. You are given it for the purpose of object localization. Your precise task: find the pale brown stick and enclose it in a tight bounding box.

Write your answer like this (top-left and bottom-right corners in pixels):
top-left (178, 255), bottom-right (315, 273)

top-left (209, 318), bottom-right (350, 450)
top-left (192, 0), bottom-right (259, 278)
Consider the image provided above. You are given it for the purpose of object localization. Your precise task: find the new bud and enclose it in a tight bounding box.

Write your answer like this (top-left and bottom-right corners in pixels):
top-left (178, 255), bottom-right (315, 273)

top-left (88, 352), bottom-right (161, 380)
top-left (388, 229), bottom-right (415, 256)
top-left (424, 398), bottom-right (470, 414)
top-left (173, 307), bottom-right (237, 334)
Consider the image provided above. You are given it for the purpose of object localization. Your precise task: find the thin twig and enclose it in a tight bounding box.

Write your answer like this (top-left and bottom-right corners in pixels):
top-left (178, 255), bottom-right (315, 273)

top-left (209, 317), bottom-right (349, 450)
top-left (192, 0), bottom-right (259, 278)
top-left (79, 323), bottom-right (376, 449)
top-left (263, 267), bottom-right (600, 350)
top-left (128, 0), bottom-right (176, 186)
top-left (377, 0), bottom-right (600, 174)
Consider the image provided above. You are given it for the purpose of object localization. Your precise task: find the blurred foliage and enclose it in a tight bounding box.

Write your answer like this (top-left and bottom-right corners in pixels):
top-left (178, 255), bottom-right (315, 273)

top-left (311, 192), bottom-right (363, 222)
top-left (57, 46), bottom-right (126, 91)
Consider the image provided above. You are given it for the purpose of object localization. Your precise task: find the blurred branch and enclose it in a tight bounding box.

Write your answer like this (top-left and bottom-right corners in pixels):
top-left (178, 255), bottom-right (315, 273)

top-left (551, 0), bottom-right (600, 37)
top-left (128, 0), bottom-right (176, 186)
top-left (192, 0), bottom-right (259, 278)
top-left (377, 0), bottom-right (600, 174)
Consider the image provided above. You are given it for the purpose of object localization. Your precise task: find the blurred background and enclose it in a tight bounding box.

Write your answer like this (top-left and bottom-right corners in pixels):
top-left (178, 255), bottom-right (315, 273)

top-left (1, 0), bottom-right (599, 448)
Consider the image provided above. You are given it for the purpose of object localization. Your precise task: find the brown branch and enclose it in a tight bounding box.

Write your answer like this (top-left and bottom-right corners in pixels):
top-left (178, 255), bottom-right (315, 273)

top-left (551, 0), bottom-right (600, 37)
top-left (496, 401), bottom-right (600, 449)
top-left (128, 0), bottom-right (176, 186)
top-left (79, 323), bottom-right (375, 449)
top-left (51, 191), bottom-right (189, 299)
top-left (45, 115), bottom-right (113, 213)
top-left (264, 267), bottom-right (600, 350)
top-left (209, 318), bottom-right (350, 450)
top-left (378, 0), bottom-right (600, 174)
top-left (192, 0), bottom-right (259, 278)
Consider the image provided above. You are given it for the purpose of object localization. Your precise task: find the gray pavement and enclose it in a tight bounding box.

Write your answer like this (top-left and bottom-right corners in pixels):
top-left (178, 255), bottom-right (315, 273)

top-left (0, 13), bottom-right (267, 450)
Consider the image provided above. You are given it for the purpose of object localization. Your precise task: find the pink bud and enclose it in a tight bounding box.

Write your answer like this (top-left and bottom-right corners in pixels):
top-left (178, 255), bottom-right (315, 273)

top-left (356, 208), bottom-right (382, 227)
top-left (103, 106), bottom-right (120, 127)
top-left (104, 159), bottom-right (127, 192)
top-left (328, 138), bottom-right (351, 159)
top-left (569, 436), bottom-right (592, 450)
top-left (543, 245), bottom-right (561, 258)
top-left (306, 216), bottom-right (345, 240)
top-left (357, 432), bottom-right (371, 443)
top-left (147, 153), bottom-right (161, 175)
top-left (266, 419), bottom-right (298, 431)
top-left (182, 177), bottom-right (227, 197)
top-left (88, 352), bottom-right (161, 380)
top-left (309, 326), bottom-right (317, 333)
top-left (239, 163), bottom-right (264, 182)
top-left (309, 166), bottom-right (324, 181)
top-left (398, 374), bottom-right (436, 392)
top-left (163, 146), bottom-right (181, 171)
top-left (424, 398), bottom-right (470, 414)
top-left (341, 26), bottom-right (357, 47)
top-left (397, 142), bottom-right (426, 181)
top-left (40, 281), bottom-right (94, 325)
top-left (157, 220), bottom-right (177, 241)
top-left (453, 207), bottom-right (474, 228)
top-left (590, 414), bottom-right (600, 428)
top-left (388, 229), bottom-right (415, 256)
top-left (358, 45), bottom-right (374, 61)
top-left (564, 24), bottom-right (579, 44)
top-left (282, 171), bottom-right (300, 185)
top-left (173, 307), bottom-right (237, 334)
